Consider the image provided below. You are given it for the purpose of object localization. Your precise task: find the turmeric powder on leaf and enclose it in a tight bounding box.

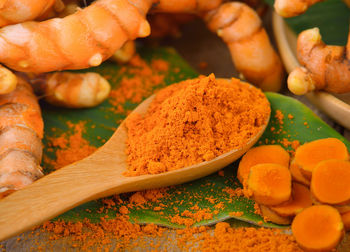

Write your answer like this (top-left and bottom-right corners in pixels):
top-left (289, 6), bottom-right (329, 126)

top-left (125, 74), bottom-right (270, 176)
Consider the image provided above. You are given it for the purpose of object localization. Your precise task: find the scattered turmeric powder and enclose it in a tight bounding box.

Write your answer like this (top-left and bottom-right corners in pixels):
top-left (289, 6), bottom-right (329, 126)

top-left (125, 74), bottom-right (270, 175)
top-left (44, 121), bottom-right (97, 170)
top-left (108, 55), bottom-right (170, 116)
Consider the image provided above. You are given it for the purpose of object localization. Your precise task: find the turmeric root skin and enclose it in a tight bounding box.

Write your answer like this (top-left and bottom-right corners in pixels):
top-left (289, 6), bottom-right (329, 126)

top-left (0, 0), bottom-right (153, 73)
top-left (31, 72), bottom-right (111, 108)
top-left (0, 64), bottom-right (17, 94)
top-left (0, 0), bottom-right (284, 91)
top-left (0, 77), bottom-right (43, 197)
top-left (274, 0), bottom-right (323, 18)
top-left (0, 0), bottom-right (56, 27)
top-left (288, 27), bottom-right (350, 94)
top-left (205, 2), bottom-right (284, 91)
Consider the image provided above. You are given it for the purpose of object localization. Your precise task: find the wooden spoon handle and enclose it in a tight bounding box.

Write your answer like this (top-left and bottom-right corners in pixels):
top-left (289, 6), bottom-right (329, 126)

top-left (0, 156), bottom-right (126, 241)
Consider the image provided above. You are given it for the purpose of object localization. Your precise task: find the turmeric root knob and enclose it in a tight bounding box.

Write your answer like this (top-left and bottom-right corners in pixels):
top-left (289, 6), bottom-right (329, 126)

top-left (288, 27), bottom-right (350, 94)
top-left (274, 0), bottom-right (323, 18)
top-left (0, 65), bottom-right (17, 94)
top-left (292, 205), bottom-right (344, 252)
top-left (205, 2), bottom-right (284, 91)
top-left (44, 72), bottom-right (111, 108)
top-left (247, 163), bottom-right (292, 206)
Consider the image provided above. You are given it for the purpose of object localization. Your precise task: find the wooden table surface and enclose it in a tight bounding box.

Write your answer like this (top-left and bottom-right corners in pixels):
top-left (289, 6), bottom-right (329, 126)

top-left (1, 12), bottom-right (350, 251)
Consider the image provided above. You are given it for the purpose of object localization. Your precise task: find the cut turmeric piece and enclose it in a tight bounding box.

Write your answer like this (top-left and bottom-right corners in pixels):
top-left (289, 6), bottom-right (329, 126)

top-left (292, 205), bottom-right (344, 252)
top-left (334, 204), bottom-right (350, 214)
top-left (237, 145), bottom-right (290, 185)
top-left (259, 204), bottom-right (292, 225)
top-left (294, 138), bottom-right (349, 179)
top-left (341, 211), bottom-right (350, 231)
top-left (311, 159), bottom-right (350, 205)
top-left (270, 182), bottom-right (312, 217)
top-left (289, 159), bottom-right (310, 186)
top-left (247, 163), bottom-right (292, 206)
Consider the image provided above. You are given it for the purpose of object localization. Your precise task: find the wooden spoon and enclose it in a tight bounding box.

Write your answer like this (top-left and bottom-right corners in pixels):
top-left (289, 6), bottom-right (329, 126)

top-left (0, 82), bottom-right (269, 241)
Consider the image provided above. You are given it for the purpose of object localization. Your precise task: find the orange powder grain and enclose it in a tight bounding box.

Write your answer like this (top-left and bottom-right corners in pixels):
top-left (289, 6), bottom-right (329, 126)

top-left (229, 211), bottom-right (244, 217)
top-left (275, 110), bottom-right (284, 125)
top-left (195, 223), bottom-right (302, 252)
top-left (223, 187), bottom-right (244, 198)
top-left (125, 74), bottom-right (270, 176)
top-left (108, 55), bottom-right (169, 115)
top-left (45, 121), bottom-right (97, 170)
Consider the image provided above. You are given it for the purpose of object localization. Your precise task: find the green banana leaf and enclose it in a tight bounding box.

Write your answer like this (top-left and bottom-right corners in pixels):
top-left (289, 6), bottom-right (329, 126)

top-left (41, 47), bottom-right (349, 229)
top-left (265, 0), bottom-right (350, 45)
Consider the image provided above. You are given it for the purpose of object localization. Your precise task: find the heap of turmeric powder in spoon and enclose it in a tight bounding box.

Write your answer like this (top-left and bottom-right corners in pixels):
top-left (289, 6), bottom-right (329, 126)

top-left (125, 74), bottom-right (270, 176)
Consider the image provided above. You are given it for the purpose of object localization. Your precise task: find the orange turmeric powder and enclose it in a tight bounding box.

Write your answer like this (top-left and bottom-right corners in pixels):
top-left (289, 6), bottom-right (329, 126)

top-left (125, 74), bottom-right (270, 175)
top-left (44, 121), bottom-right (97, 170)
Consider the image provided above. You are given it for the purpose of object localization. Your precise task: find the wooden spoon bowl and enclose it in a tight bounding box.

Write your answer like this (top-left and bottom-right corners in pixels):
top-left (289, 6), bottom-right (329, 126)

top-left (0, 79), bottom-right (269, 241)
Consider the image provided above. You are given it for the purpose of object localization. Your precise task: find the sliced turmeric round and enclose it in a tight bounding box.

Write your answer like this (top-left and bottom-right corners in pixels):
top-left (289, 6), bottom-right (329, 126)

top-left (341, 211), bottom-right (350, 231)
top-left (294, 138), bottom-right (349, 179)
top-left (292, 205), bottom-right (344, 252)
top-left (237, 145), bottom-right (290, 185)
top-left (334, 203), bottom-right (350, 214)
top-left (270, 182), bottom-right (312, 217)
top-left (311, 159), bottom-right (350, 205)
top-left (259, 204), bottom-right (292, 225)
top-left (247, 163), bottom-right (292, 206)
top-left (289, 159), bottom-right (310, 186)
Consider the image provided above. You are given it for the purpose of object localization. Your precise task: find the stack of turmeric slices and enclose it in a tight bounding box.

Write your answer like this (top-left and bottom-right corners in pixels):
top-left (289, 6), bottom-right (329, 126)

top-left (237, 138), bottom-right (350, 251)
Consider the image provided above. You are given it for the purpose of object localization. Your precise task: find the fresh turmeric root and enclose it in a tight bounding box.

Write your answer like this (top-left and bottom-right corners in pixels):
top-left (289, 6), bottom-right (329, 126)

top-left (0, 0), bottom-right (56, 27)
top-left (288, 27), bottom-right (350, 94)
top-left (29, 72), bottom-right (111, 108)
top-left (110, 41), bottom-right (136, 64)
top-left (274, 0), bottom-right (323, 18)
top-left (247, 163), bottom-right (292, 206)
top-left (294, 138), bottom-right (349, 179)
top-left (311, 159), bottom-right (350, 205)
top-left (292, 205), bottom-right (344, 251)
top-left (0, 0), bottom-right (284, 91)
top-left (275, 0), bottom-right (350, 18)
top-left (237, 145), bottom-right (290, 185)
top-left (0, 0), bottom-right (153, 73)
top-left (0, 64), bottom-right (17, 94)
top-left (204, 2), bottom-right (284, 91)
top-left (0, 76), bottom-right (43, 198)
